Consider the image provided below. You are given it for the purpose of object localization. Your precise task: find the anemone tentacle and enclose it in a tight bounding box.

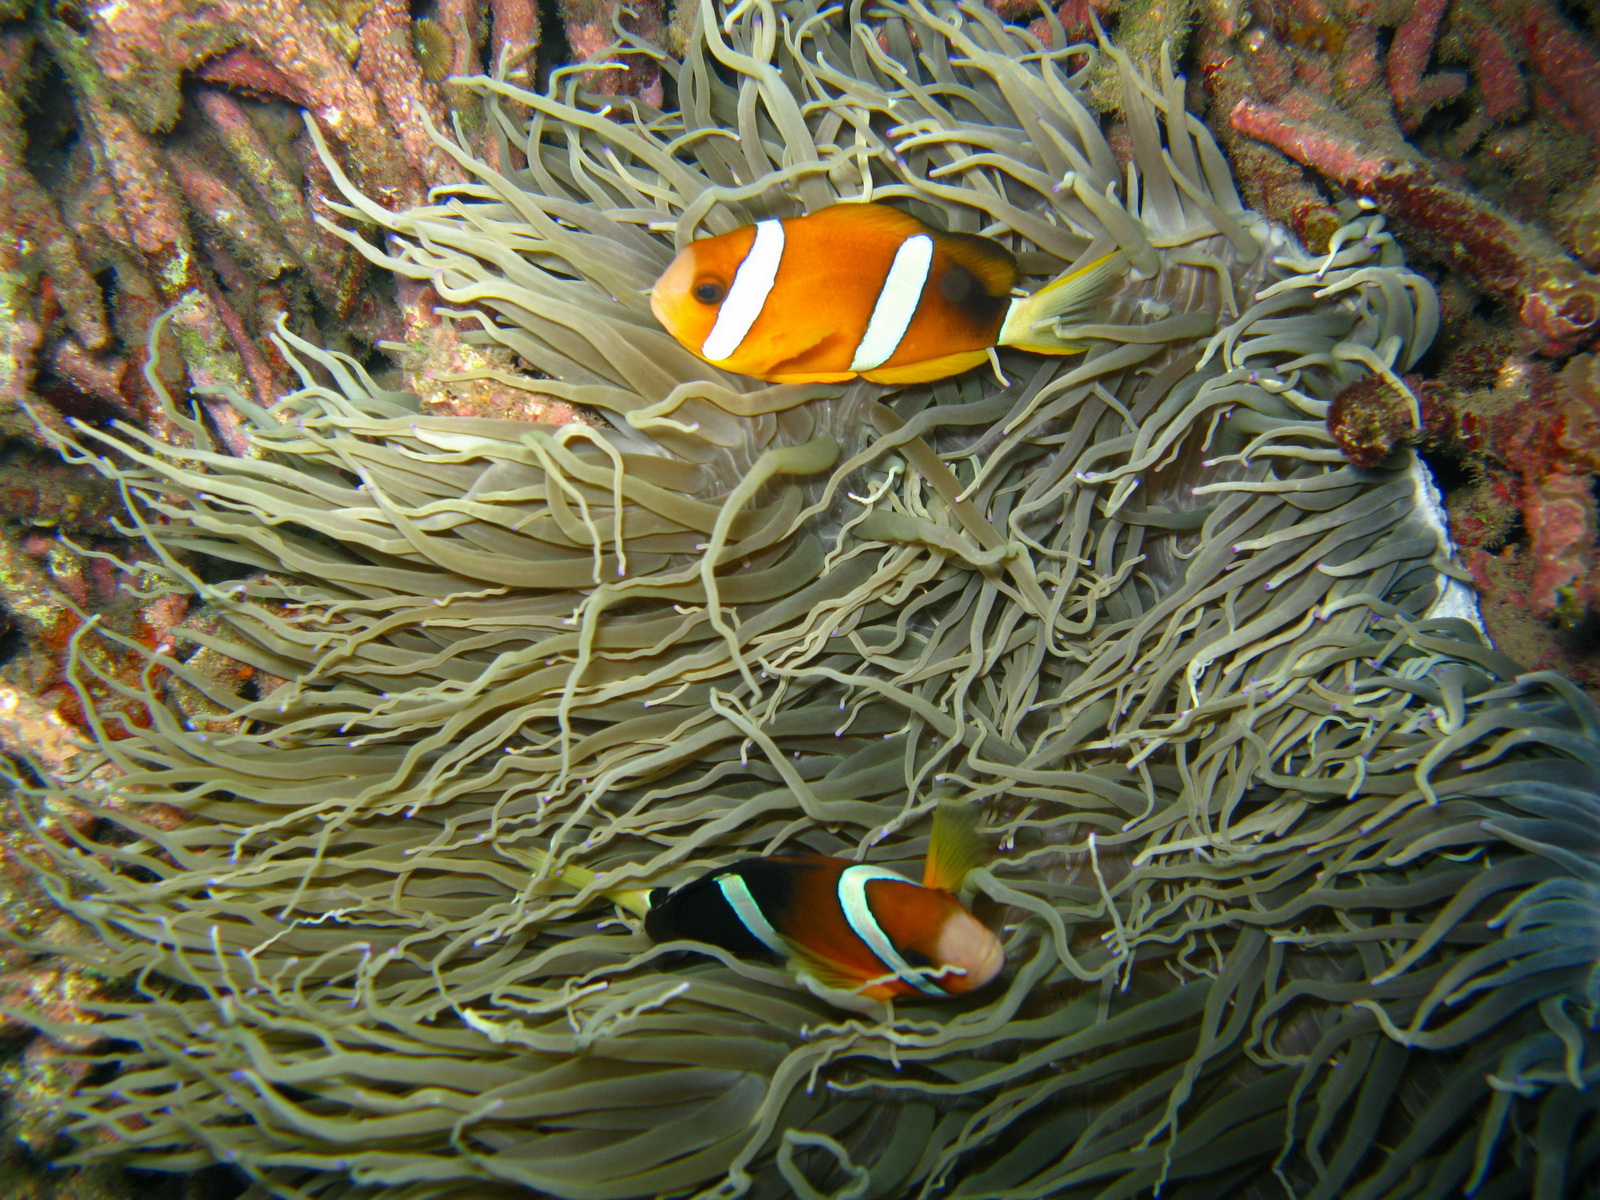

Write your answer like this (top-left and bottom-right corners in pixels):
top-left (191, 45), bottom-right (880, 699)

top-left (12, 2), bottom-right (1598, 1197)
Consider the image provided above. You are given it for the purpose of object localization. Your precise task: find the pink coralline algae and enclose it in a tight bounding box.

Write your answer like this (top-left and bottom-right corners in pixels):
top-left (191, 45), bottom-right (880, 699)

top-left (0, 5), bottom-right (660, 1188)
top-left (1193, 0), bottom-right (1600, 685)
top-left (0, 0), bottom-right (600, 458)
top-left (0, 0), bottom-right (692, 756)
top-left (1386, 0), bottom-right (1465, 129)
top-left (564, 0), bottom-right (667, 106)
top-left (1443, 353), bottom-right (1600, 661)
top-left (0, 0), bottom-right (669, 751)
top-left (1213, 2), bottom-right (1600, 352)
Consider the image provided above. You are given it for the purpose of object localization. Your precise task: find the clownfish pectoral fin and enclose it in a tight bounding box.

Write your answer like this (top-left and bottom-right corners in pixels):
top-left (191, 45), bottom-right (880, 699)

top-left (784, 940), bottom-right (883, 998)
top-left (922, 803), bottom-right (988, 893)
top-left (997, 249), bottom-right (1127, 355)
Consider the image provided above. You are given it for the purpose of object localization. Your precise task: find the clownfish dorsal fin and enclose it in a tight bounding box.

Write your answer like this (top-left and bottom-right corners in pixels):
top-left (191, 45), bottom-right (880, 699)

top-left (818, 204), bottom-right (1016, 299)
top-left (937, 229), bottom-right (1019, 299)
top-left (922, 803), bottom-right (988, 892)
top-left (822, 200), bottom-right (929, 236)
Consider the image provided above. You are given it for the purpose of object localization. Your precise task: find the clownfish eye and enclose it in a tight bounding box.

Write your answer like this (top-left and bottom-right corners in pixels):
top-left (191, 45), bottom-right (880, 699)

top-left (692, 278), bottom-right (727, 305)
top-left (903, 948), bottom-right (932, 970)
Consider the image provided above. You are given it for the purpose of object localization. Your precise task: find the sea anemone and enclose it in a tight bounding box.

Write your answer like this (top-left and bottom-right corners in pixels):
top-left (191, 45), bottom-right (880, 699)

top-left (12, 0), bottom-right (1599, 1196)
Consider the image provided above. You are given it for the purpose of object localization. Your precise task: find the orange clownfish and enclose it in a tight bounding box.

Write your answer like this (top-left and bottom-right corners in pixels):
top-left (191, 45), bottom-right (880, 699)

top-left (640, 805), bottom-right (1003, 1001)
top-left (650, 202), bottom-right (1124, 386)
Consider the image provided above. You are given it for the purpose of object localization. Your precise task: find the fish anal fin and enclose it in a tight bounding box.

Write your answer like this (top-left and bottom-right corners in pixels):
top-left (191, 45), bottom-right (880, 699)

top-left (766, 370), bottom-right (859, 384)
top-left (938, 230), bottom-right (1019, 297)
top-left (861, 349), bottom-right (989, 385)
top-left (922, 803), bottom-right (988, 892)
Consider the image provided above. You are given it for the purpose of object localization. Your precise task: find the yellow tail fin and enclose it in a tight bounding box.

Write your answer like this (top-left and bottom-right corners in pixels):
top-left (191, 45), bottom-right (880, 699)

top-left (997, 250), bottom-right (1126, 355)
top-left (503, 845), bottom-right (653, 918)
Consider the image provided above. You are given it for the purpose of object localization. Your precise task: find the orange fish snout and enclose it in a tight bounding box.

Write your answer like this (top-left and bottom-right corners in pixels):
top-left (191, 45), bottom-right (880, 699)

top-left (878, 885), bottom-right (1005, 996)
top-left (650, 245), bottom-right (718, 355)
top-left (924, 906), bottom-right (1005, 994)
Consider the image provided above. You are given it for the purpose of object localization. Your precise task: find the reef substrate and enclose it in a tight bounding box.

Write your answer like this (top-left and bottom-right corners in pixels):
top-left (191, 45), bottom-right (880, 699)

top-left (10, 2), bottom-right (1600, 1197)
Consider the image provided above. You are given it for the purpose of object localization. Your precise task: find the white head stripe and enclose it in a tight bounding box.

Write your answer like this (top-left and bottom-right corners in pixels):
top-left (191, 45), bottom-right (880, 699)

top-left (836, 865), bottom-right (946, 996)
top-left (715, 872), bottom-right (788, 955)
top-left (849, 233), bottom-right (934, 372)
top-left (701, 219), bottom-right (785, 362)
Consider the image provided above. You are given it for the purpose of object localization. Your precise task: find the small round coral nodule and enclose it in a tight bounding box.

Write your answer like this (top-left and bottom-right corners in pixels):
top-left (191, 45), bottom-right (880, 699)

top-left (13, 1), bottom-right (1600, 1198)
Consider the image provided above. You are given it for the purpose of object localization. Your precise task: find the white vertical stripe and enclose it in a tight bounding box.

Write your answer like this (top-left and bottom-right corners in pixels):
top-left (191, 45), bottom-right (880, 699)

top-left (715, 873), bottom-right (788, 955)
top-left (849, 234), bottom-right (934, 372)
top-left (836, 865), bottom-right (945, 995)
top-left (701, 219), bottom-right (785, 362)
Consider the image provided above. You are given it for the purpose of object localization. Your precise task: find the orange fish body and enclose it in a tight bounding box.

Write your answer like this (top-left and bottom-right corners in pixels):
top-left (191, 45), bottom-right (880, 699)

top-left (642, 809), bottom-right (1003, 1001)
top-left (650, 202), bottom-right (1122, 386)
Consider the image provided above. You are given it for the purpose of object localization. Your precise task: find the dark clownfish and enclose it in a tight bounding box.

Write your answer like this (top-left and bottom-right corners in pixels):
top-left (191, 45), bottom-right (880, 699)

top-left (640, 805), bottom-right (1002, 1002)
top-left (649, 202), bottom-right (1124, 386)
top-left (534, 806), bottom-right (1003, 1003)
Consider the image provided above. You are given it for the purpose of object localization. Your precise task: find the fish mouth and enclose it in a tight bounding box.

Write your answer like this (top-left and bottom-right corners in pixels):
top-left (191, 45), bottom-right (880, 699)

top-left (933, 911), bottom-right (1005, 992)
top-left (962, 929), bottom-right (1005, 991)
top-left (649, 250), bottom-right (696, 332)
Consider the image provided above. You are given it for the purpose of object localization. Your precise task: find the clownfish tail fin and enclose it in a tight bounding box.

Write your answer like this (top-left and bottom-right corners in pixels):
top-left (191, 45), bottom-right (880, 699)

top-left (922, 803), bottom-right (989, 892)
top-left (997, 249), bottom-right (1126, 355)
top-left (503, 845), bottom-right (653, 918)
top-left (607, 887), bottom-right (655, 919)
